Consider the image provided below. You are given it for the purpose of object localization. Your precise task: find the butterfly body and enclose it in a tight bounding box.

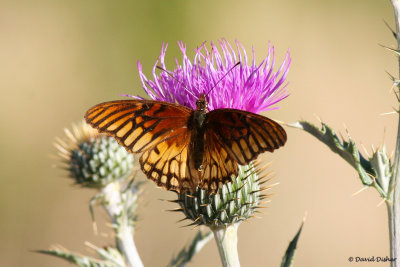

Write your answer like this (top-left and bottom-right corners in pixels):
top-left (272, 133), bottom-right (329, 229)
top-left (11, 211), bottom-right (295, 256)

top-left (85, 94), bottom-right (286, 193)
top-left (189, 94), bottom-right (209, 172)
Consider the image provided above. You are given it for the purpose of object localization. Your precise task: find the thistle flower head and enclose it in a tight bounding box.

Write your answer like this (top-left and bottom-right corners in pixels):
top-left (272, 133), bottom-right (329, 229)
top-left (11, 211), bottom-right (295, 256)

top-left (176, 163), bottom-right (273, 227)
top-left (136, 39), bottom-right (290, 113)
top-left (54, 121), bottom-right (135, 187)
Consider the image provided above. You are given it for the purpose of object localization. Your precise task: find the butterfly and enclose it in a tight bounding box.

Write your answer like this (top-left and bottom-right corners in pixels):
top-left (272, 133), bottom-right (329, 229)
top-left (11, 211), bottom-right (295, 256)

top-left (85, 93), bottom-right (287, 193)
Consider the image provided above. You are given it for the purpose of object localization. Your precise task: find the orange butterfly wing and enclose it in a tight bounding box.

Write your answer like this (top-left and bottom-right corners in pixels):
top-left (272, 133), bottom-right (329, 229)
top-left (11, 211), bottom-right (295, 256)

top-left (85, 100), bottom-right (196, 192)
top-left (206, 109), bottom-right (286, 165)
top-left (200, 129), bottom-right (239, 192)
top-left (197, 109), bottom-right (286, 191)
top-left (85, 101), bottom-right (287, 193)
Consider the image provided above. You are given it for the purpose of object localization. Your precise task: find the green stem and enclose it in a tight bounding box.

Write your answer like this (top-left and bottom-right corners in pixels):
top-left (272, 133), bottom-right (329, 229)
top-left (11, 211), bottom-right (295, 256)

top-left (389, 1), bottom-right (400, 265)
top-left (102, 182), bottom-right (143, 267)
top-left (211, 223), bottom-right (241, 267)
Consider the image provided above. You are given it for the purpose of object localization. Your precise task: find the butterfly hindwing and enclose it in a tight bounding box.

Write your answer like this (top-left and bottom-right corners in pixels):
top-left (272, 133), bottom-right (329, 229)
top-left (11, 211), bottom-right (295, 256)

top-left (200, 130), bottom-right (239, 192)
top-left (139, 129), bottom-right (197, 192)
top-left (206, 109), bottom-right (287, 165)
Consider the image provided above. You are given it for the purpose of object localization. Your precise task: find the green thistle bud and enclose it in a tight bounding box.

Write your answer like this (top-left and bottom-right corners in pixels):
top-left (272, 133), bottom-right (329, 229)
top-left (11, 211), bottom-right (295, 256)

top-left (55, 121), bottom-right (135, 187)
top-left (370, 144), bottom-right (392, 197)
top-left (176, 163), bottom-right (271, 227)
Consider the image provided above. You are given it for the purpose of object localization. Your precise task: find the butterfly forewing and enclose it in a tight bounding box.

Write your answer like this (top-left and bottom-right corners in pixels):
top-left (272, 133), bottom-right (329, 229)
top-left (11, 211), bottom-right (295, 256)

top-left (85, 100), bottom-right (197, 192)
top-left (206, 109), bottom-right (287, 165)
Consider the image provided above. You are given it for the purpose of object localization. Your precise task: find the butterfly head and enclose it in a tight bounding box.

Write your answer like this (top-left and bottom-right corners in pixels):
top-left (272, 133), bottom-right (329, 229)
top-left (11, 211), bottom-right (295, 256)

top-left (195, 93), bottom-right (208, 112)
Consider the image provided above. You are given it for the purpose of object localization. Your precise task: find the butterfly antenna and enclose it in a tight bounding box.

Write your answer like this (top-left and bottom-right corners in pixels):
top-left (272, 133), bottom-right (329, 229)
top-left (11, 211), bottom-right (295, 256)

top-left (156, 65), bottom-right (196, 98)
top-left (205, 62), bottom-right (240, 97)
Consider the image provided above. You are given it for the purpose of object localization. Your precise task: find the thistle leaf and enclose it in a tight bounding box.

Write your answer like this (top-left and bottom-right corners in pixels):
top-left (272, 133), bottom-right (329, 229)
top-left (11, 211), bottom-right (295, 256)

top-left (280, 221), bottom-right (304, 267)
top-left (289, 121), bottom-right (390, 198)
top-left (369, 145), bottom-right (392, 196)
top-left (168, 231), bottom-right (213, 267)
top-left (36, 248), bottom-right (122, 267)
top-left (289, 121), bottom-right (374, 185)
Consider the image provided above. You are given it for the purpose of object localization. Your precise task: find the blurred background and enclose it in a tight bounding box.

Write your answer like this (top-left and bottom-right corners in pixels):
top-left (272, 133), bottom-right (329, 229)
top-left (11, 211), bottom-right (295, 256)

top-left (0, 0), bottom-right (397, 266)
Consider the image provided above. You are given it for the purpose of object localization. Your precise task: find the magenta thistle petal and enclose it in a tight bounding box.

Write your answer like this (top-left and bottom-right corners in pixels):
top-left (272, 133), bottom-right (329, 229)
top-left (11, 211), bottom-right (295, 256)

top-left (136, 39), bottom-right (290, 114)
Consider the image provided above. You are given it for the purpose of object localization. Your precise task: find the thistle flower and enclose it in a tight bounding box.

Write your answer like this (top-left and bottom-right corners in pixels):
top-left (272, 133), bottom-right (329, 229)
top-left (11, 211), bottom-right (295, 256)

top-left (54, 121), bottom-right (135, 187)
top-left (136, 39), bottom-right (290, 113)
top-left (137, 39), bottom-right (289, 217)
top-left (136, 40), bottom-right (289, 266)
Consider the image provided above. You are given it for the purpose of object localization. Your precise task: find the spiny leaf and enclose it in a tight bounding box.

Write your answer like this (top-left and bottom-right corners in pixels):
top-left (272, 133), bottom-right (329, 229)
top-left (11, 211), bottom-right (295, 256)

top-left (280, 221), bottom-right (305, 267)
top-left (168, 231), bottom-right (213, 267)
top-left (36, 248), bottom-right (121, 267)
top-left (289, 121), bottom-right (374, 186)
top-left (289, 121), bottom-right (390, 198)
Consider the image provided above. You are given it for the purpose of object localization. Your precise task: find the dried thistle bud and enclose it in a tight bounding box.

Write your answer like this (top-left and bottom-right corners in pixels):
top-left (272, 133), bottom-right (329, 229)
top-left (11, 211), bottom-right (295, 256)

top-left (54, 121), bottom-right (135, 187)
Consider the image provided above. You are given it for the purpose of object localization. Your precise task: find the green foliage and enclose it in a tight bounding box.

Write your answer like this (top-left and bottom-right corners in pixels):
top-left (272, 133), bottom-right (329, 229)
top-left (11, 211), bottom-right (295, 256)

top-left (281, 221), bottom-right (304, 267)
top-left (168, 231), bottom-right (213, 267)
top-left (290, 121), bottom-right (392, 198)
top-left (37, 245), bottom-right (125, 267)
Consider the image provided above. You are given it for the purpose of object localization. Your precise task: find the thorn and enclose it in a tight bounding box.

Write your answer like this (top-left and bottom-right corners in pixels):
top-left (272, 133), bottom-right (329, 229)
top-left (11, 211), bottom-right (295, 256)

top-left (100, 232), bottom-right (109, 238)
top-left (380, 111), bottom-right (397, 116)
top-left (84, 241), bottom-right (97, 251)
top-left (377, 198), bottom-right (386, 207)
top-left (302, 211), bottom-right (308, 223)
top-left (382, 128), bottom-right (386, 148)
top-left (361, 143), bottom-right (371, 158)
top-left (191, 224), bottom-right (201, 230)
top-left (92, 221), bottom-right (98, 235)
top-left (273, 119), bottom-right (286, 125)
top-left (367, 172), bottom-right (377, 181)
top-left (371, 144), bottom-right (376, 153)
top-left (258, 200), bottom-right (272, 205)
top-left (160, 199), bottom-right (181, 203)
top-left (351, 186), bottom-right (368, 197)
top-left (343, 123), bottom-right (351, 138)
top-left (176, 217), bottom-right (189, 223)
top-left (266, 182), bottom-right (279, 188)
top-left (179, 221), bottom-right (199, 228)
top-left (313, 113), bottom-right (323, 124)
top-left (165, 208), bottom-right (184, 212)
top-left (383, 19), bottom-right (397, 38)
top-left (391, 83), bottom-right (400, 102)
top-left (380, 43), bottom-right (400, 55)
top-left (339, 131), bottom-right (345, 142)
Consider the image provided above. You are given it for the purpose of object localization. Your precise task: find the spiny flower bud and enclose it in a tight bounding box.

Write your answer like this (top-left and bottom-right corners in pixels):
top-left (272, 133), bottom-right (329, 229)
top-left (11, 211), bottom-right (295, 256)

top-left (55, 121), bottom-right (135, 187)
top-left (175, 163), bottom-right (272, 227)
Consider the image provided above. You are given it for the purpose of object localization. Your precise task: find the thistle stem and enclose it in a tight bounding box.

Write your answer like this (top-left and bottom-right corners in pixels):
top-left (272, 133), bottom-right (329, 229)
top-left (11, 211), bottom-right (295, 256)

top-left (389, 1), bottom-right (400, 265)
top-left (102, 182), bottom-right (143, 267)
top-left (211, 223), bottom-right (241, 267)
